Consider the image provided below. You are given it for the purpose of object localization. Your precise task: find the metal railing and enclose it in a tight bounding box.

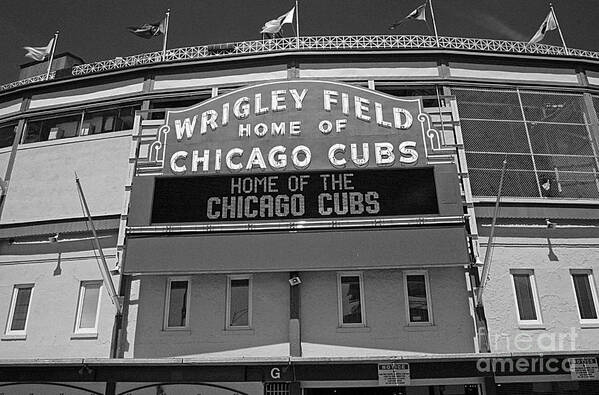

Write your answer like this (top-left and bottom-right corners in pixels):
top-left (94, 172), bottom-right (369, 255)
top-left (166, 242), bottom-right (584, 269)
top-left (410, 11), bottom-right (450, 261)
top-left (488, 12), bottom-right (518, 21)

top-left (2, 35), bottom-right (598, 92)
top-left (0, 71), bottom-right (56, 91)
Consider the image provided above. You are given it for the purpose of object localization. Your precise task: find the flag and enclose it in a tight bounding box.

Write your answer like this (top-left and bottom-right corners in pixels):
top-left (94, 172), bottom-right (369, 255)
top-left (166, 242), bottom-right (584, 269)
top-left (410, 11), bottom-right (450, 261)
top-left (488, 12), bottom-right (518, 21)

top-left (23, 38), bottom-right (54, 61)
top-left (260, 7), bottom-right (295, 34)
top-left (389, 3), bottom-right (426, 30)
top-left (528, 11), bottom-right (557, 44)
top-left (127, 18), bottom-right (166, 39)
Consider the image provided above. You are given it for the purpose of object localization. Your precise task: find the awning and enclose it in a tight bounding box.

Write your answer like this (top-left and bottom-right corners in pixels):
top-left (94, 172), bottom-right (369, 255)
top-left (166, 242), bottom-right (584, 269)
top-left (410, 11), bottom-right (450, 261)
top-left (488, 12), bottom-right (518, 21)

top-left (0, 216), bottom-right (120, 239)
top-left (124, 226), bottom-right (469, 274)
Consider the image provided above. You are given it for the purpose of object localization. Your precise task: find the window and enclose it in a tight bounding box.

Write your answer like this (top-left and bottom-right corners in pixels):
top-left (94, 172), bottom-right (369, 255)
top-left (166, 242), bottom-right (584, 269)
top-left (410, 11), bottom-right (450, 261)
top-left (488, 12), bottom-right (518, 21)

top-left (337, 272), bottom-right (365, 326)
top-left (0, 123), bottom-right (17, 148)
top-left (164, 277), bottom-right (190, 330)
top-left (74, 281), bottom-right (102, 334)
top-left (454, 88), bottom-right (598, 200)
top-left (510, 270), bottom-right (542, 325)
top-left (23, 114), bottom-right (82, 143)
top-left (150, 96), bottom-right (210, 120)
top-left (5, 284), bottom-right (33, 335)
top-left (376, 85), bottom-right (441, 107)
top-left (226, 275), bottom-right (252, 328)
top-left (81, 105), bottom-right (138, 135)
top-left (403, 271), bottom-right (433, 325)
top-left (21, 103), bottom-right (140, 144)
top-left (571, 270), bottom-right (599, 324)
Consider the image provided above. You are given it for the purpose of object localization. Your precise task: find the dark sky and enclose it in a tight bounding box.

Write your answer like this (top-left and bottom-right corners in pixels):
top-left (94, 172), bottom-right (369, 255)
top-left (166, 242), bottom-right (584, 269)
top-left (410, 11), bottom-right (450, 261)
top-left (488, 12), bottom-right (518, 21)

top-left (1, 0), bottom-right (597, 84)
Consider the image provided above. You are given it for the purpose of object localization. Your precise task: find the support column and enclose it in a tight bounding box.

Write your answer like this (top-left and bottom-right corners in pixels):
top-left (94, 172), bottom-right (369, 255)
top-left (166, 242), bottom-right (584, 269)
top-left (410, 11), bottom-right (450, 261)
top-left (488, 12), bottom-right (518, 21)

top-left (289, 271), bottom-right (301, 357)
top-left (289, 381), bottom-right (301, 395)
top-left (483, 376), bottom-right (497, 395)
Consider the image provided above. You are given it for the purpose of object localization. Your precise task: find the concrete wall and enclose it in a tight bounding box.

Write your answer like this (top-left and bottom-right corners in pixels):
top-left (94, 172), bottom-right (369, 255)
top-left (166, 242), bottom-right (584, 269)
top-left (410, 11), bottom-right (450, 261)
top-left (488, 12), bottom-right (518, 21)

top-left (131, 272), bottom-right (289, 358)
top-left (0, 242), bottom-right (119, 358)
top-left (1, 131), bottom-right (131, 224)
top-left (129, 268), bottom-right (476, 358)
top-left (0, 147), bottom-right (11, 181)
top-left (482, 236), bottom-right (599, 353)
top-left (301, 268), bottom-right (476, 354)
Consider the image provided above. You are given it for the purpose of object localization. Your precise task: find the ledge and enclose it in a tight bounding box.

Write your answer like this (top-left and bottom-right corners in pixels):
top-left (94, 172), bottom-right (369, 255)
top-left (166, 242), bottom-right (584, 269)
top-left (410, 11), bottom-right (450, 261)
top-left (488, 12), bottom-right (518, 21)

top-left (70, 333), bottom-right (98, 340)
top-left (223, 328), bottom-right (255, 335)
top-left (517, 323), bottom-right (546, 330)
top-left (1, 334), bottom-right (26, 341)
top-left (404, 324), bottom-right (437, 331)
top-left (336, 326), bottom-right (371, 333)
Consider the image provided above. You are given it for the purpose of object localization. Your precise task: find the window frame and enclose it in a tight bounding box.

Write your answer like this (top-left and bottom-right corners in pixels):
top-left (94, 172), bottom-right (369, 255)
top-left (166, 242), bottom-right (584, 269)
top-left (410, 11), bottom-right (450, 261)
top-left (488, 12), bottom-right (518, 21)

top-left (0, 123), bottom-right (18, 149)
top-left (570, 269), bottom-right (599, 325)
top-left (336, 271), bottom-right (366, 327)
top-left (82, 104), bottom-right (139, 135)
top-left (5, 284), bottom-right (34, 336)
top-left (22, 112), bottom-right (83, 143)
top-left (163, 276), bottom-right (191, 331)
top-left (510, 269), bottom-right (543, 327)
top-left (73, 281), bottom-right (102, 335)
top-left (225, 274), bottom-right (253, 330)
top-left (403, 270), bottom-right (434, 326)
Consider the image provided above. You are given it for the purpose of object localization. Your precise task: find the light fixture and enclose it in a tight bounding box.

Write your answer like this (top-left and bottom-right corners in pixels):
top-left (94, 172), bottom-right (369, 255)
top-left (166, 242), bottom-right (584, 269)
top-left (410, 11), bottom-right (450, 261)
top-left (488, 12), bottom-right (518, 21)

top-left (109, 261), bottom-right (121, 275)
top-left (289, 276), bottom-right (301, 286)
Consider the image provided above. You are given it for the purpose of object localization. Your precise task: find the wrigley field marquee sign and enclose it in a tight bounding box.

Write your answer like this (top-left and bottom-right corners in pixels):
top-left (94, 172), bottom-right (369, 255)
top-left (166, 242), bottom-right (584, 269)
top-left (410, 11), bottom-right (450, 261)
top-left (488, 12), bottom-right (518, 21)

top-left (144, 80), bottom-right (441, 223)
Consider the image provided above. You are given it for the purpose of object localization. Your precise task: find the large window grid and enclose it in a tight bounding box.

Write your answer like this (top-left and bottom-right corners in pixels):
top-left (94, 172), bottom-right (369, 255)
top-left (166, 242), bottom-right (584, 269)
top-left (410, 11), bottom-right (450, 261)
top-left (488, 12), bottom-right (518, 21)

top-left (454, 88), bottom-right (599, 199)
top-left (0, 123), bottom-right (17, 149)
top-left (22, 104), bottom-right (139, 144)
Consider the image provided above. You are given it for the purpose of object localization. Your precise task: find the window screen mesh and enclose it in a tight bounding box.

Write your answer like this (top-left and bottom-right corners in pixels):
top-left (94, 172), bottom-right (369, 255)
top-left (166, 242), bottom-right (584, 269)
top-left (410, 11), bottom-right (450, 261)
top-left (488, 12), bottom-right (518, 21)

top-left (454, 87), bottom-right (599, 199)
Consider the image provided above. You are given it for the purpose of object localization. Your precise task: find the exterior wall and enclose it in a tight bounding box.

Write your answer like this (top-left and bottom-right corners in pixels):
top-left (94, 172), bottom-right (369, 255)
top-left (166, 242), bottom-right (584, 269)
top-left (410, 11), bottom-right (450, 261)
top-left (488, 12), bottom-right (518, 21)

top-left (153, 65), bottom-right (288, 91)
top-left (0, 147), bottom-right (11, 181)
top-left (301, 268), bottom-right (476, 354)
top-left (28, 79), bottom-right (144, 110)
top-left (0, 243), bottom-right (118, 358)
top-left (448, 62), bottom-right (579, 84)
top-left (0, 99), bottom-right (21, 119)
top-left (1, 131), bottom-right (131, 224)
top-left (482, 236), bottom-right (599, 353)
top-left (129, 267), bottom-right (476, 358)
top-left (131, 272), bottom-right (289, 358)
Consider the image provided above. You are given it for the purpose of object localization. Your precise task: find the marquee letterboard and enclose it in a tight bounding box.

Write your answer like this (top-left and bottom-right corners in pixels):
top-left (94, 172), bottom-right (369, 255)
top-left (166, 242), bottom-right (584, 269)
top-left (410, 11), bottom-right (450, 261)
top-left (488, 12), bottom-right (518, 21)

top-left (151, 167), bottom-right (438, 223)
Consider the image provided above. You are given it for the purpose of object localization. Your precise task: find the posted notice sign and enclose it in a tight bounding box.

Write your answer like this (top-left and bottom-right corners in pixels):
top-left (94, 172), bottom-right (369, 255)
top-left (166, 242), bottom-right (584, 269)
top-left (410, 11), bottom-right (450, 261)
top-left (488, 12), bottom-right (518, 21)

top-left (378, 363), bottom-right (411, 386)
top-left (570, 357), bottom-right (599, 381)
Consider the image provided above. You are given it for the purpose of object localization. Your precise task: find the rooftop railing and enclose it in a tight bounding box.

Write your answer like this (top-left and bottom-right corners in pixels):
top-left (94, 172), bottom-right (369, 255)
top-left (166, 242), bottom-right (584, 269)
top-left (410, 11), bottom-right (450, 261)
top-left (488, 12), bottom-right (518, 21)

top-left (2, 35), bottom-right (598, 92)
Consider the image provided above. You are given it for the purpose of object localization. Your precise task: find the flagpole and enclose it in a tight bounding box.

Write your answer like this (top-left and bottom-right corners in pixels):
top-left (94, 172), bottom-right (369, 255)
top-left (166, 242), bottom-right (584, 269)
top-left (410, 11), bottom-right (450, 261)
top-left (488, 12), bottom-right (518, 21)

top-left (45, 31), bottom-right (59, 80)
top-left (476, 158), bottom-right (507, 306)
top-left (549, 3), bottom-right (568, 54)
top-left (162, 9), bottom-right (171, 61)
top-left (75, 175), bottom-right (122, 314)
top-left (428, 0), bottom-right (439, 46)
top-left (295, 0), bottom-right (300, 49)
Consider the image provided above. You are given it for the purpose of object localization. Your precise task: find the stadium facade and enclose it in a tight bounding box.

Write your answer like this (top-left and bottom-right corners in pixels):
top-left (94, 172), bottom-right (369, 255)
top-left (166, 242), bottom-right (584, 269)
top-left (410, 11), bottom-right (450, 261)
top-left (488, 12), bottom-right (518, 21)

top-left (0, 35), bottom-right (598, 394)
